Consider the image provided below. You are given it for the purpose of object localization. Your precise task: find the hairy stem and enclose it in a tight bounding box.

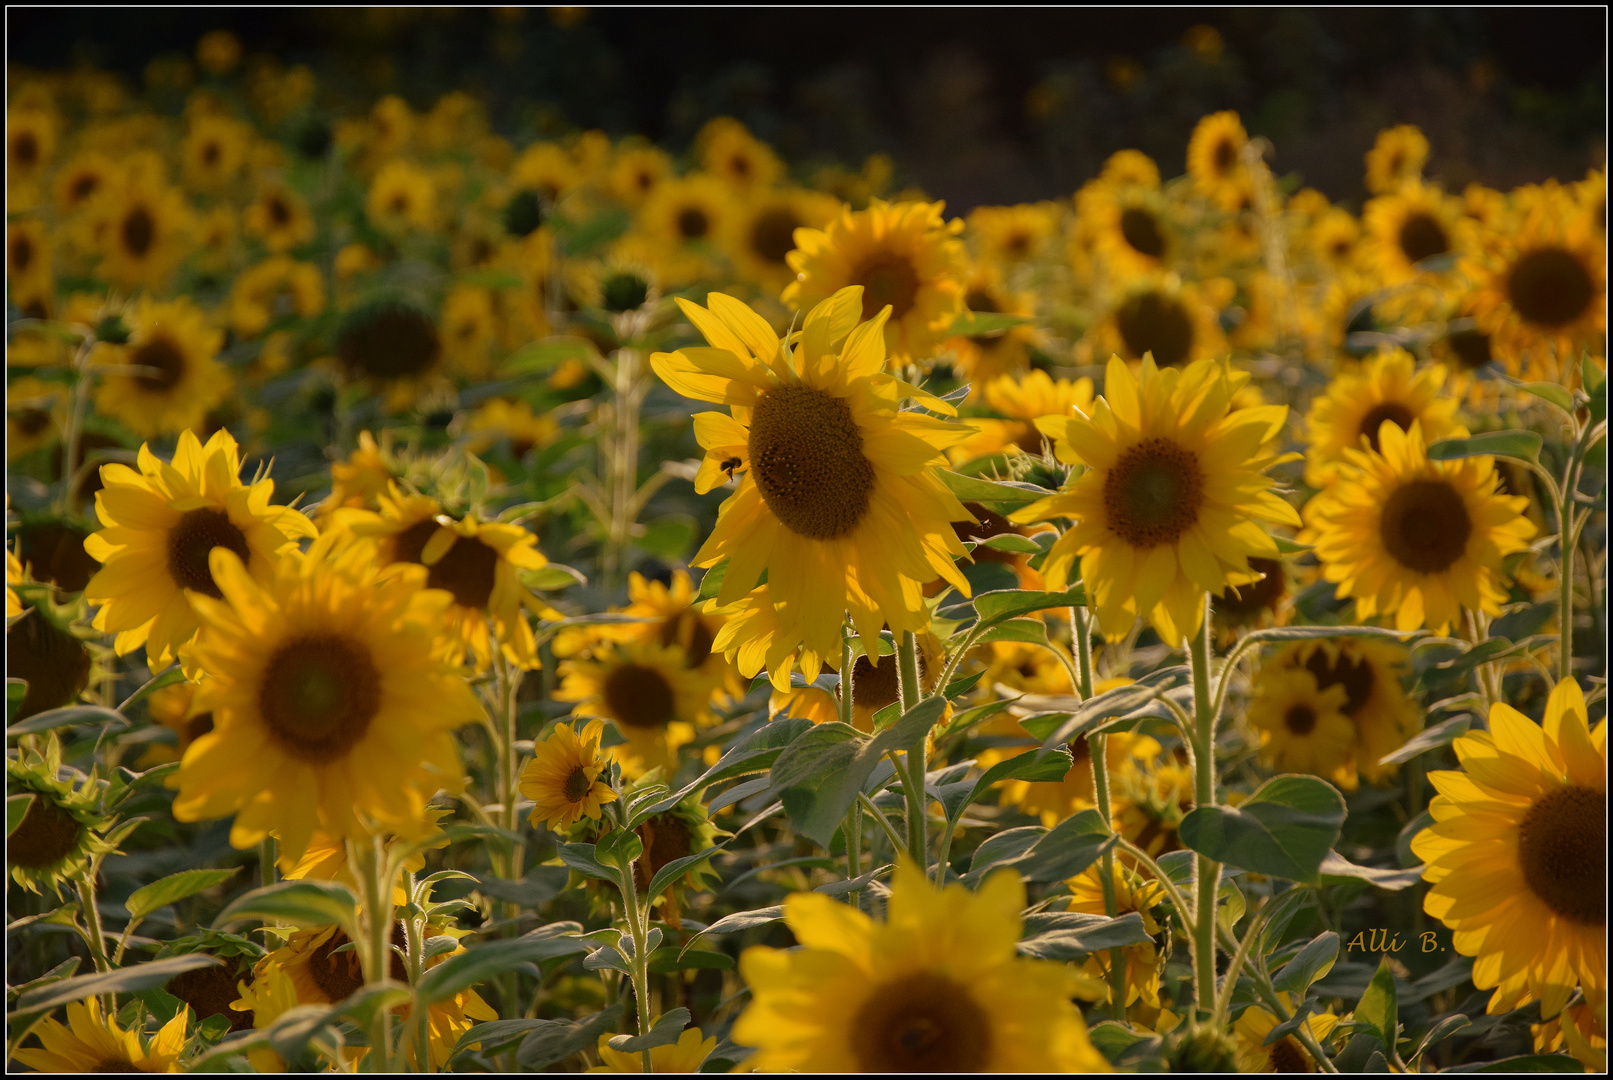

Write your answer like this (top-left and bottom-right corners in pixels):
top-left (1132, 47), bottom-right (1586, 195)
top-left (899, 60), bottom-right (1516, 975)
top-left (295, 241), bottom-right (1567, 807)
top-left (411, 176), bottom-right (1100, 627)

top-left (1188, 597), bottom-right (1221, 1017)
top-left (896, 631), bottom-right (927, 867)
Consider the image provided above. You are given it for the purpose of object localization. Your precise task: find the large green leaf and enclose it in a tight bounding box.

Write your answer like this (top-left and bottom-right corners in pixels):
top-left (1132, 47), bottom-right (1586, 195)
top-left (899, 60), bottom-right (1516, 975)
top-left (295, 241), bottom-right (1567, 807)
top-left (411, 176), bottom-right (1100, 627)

top-left (1428, 430), bottom-right (1542, 464)
top-left (1273, 931), bottom-right (1340, 995)
top-left (966, 809), bottom-right (1112, 884)
top-left (7, 704), bottom-right (129, 738)
top-left (126, 869), bottom-right (239, 921)
top-left (972, 587), bottom-right (1087, 628)
top-left (639, 716), bottom-right (813, 817)
top-left (1354, 956), bottom-right (1400, 1053)
top-left (938, 470), bottom-right (1048, 507)
top-left (1017, 911), bottom-right (1150, 961)
top-left (10, 954), bottom-right (218, 1021)
top-left (212, 880), bottom-right (359, 937)
top-left (1179, 775), bottom-right (1345, 884)
top-left (416, 931), bottom-right (588, 1008)
top-left (941, 745), bottom-right (1072, 824)
top-left (516, 1002), bottom-right (627, 1069)
top-left (557, 842), bottom-right (620, 885)
top-left (607, 1008), bottom-right (691, 1053)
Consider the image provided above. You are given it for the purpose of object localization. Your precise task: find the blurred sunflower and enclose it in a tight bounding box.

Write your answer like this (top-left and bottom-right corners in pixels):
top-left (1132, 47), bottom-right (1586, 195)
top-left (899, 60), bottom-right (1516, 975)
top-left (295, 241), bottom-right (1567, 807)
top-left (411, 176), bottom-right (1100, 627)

top-left (652, 288), bottom-right (972, 669)
top-left (7, 105), bottom-right (56, 193)
top-left (172, 532), bottom-right (482, 860)
top-left (1185, 111), bottom-right (1249, 211)
top-left (6, 736), bottom-right (117, 896)
top-left (634, 173), bottom-right (735, 285)
top-left (583, 569), bottom-right (736, 691)
top-left (367, 158), bottom-right (438, 234)
top-left (1248, 666), bottom-right (1355, 782)
top-left (1269, 638), bottom-right (1420, 786)
top-left (1304, 421), bottom-right (1535, 634)
top-left (228, 255), bottom-right (325, 338)
top-left (1232, 992), bottom-right (1339, 1073)
top-left (510, 140), bottom-right (582, 203)
top-left (230, 964), bottom-right (301, 1073)
top-left (463, 397), bottom-right (559, 464)
top-left (52, 150), bottom-right (117, 215)
top-left (699, 116), bottom-right (782, 192)
top-left (1302, 348), bottom-right (1466, 487)
top-left (607, 142), bottom-right (671, 208)
top-left (1364, 124), bottom-right (1429, 194)
top-left (1081, 179), bottom-right (1176, 280)
top-left (944, 271), bottom-right (1043, 385)
top-left (840, 631), bottom-right (944, 733)
top-left (558, 639), bottom-right (715, 775)
top-left (1363, 179), bottom-right (1463, 284)
top-left (243, 182), bottom-right (315, 252)
top-left (1212, 555), bottom-right (1290, 635)
top-left (317, 431), bottom-right (398, 521)
top-left (520, 718), bottom-right (617, 832)
top-left (182, 113), bottom-right (249, 191)
top-left (1013, 355), bottom-right (1298, 646)
top-left (730, 186), bottom-right (841, 291)
top-left (12, 997), bottom-right (188, 1074)
top-left (994, 725), bottom-right (1159, 829)
top-left (439, 284), bottom-right (500, 377)
top-left (1101, 148), bottom-right (1163, 189)
top-left (138, 679), bottom-right (215, 767)
top-left (82, 174), bottom-right (194, 290)
top-left (1308, 207), bottom-right (1361, 273)
top-left (1414, 678), bottom-right (1606, 1020)
top-left (7, 218), bottom-right (52, 306)
top-left (733, 860), bottom-right (1109, 1072)
top-left (1115, 753), bottom-right (1195, 856)
top-left (333, 296), bottom-right (445, 411)
top-left (1088, 277), bottom-right (1228, 370)
top-left (784, 199), bottom-right (968, 363)
top-left (83, 428), bottom-right (316, 667)
top-left (6, 375), bottom-right (67, 460)
top-left (589, 1027), bottom-right (716, 1073)
top-left (951, 370), bottom-right (1095, 464)
top-left (1068, 862), bottom-right (1166, 1010)
top-left (967, 202), bottom-right (1060, 267)
top-left (91, 296), bottom-right (230, 438)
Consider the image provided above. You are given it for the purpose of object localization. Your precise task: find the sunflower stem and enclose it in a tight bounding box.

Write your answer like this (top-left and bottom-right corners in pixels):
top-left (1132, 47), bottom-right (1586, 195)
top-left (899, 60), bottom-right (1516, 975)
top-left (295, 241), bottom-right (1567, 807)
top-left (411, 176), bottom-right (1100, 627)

top-left (353, 832), bottom-right (396, 1071)
top-left (75, 874), bottom-right (112, 974)
top-left (601, 346), bottom-right (646, 590)
top-left (1187, 597), bottom-right (1221, 1019)
top-left (616, 851), bottom-right (656, 1073)
top-left (1073, 606), bottom-right (1127, 1019)
top-left (840, 631), bottom-right (863, 904)
top-left (895, 631), bottom-right (927, 869)
top-left (258, 838), bottom-right (276, 890)
top-left (404, 873), bottom-right (432, 1074)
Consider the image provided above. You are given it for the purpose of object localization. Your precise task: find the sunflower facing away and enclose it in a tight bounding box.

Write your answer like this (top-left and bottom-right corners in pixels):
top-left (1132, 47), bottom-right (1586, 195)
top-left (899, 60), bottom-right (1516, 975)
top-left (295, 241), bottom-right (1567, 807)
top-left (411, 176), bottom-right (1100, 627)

top-left (1302, 348), bottom-right (1466, 488)
top-left (652, 287), bottom-right (973, 668)
top-left (1303, 421), bottom-right (1535, 634)
top-left (732, 860), bottom-right (1110, 1072)
top-left (1413, 678), bottom-right (1606, 1020)
top-left (83, 428), bottom-right (317, 668)
top-left (1013, 355), bottom-right (1299, 647)
top-left (91, 295), bottom-right (231, 439)
top-left (170, 532), bottom-right (484, 861)
top-left (520, 718), bottom-right (618, 832)
top-left (12, 997), bottom-right (189, 1074)
top-left (7, 735), bottom-right (118, 896)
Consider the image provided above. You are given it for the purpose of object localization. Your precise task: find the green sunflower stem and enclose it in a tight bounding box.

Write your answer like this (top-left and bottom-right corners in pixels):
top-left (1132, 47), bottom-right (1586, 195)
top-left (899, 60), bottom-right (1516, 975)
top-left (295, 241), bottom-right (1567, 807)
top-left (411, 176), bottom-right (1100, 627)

top-left (258, 837), bottom-right (277, 890)
top-left (404, 873), bottom-right (432, 1074)
top-left (353, 833), bottom-right (397, 1071)
top-left (1187, 597), bottom-right (1222, 1019)
top-left (840, 630), bottom-right (863, 904)
top-left (75, 874), bottom-right (113, 977)
top-left (1072, 606), bottom-right (1126, 1020)
top-left (896, 630), bottom-right (927, 870)
top-left (602, 346), bottom-right (646, 590)
top-left (615, 855), bottom-right (656, 1073)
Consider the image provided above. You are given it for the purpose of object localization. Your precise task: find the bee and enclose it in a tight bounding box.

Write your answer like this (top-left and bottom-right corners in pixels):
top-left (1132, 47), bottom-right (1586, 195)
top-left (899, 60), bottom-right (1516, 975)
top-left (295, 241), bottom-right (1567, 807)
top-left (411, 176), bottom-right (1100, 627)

top-left (720, 456), bottom-right (744, 480)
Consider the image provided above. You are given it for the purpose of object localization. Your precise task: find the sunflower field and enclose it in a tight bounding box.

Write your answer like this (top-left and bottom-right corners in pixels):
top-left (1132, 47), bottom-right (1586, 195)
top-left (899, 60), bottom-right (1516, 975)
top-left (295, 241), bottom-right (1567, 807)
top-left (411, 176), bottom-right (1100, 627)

top-left (4, 21), bottom-right (1608, 1075)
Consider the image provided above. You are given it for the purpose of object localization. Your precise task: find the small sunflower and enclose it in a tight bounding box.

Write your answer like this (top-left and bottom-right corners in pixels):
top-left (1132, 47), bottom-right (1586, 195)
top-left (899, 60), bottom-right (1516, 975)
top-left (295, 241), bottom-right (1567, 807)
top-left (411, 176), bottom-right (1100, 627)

top-left (729, 186), bottom-right (841, 292)
top-left (367, 158), bottom-right (438, 234)
top-left (510, 140), bottom-right (582, 204)
top-left (1213, 555), bottom-right (1290, 635)
top-left (317, 431), bottom-right (399, 521)
top-left (1308, 207), bottom-right (1361, 273)
top-left (967, 202), bottom-right (1060, 267)
top-left (231, 963), bottom-right (302, 1072)
top-left (607, 143), bottom-right (672, 208)
top-left (1068, 861), bottom-right (1166, 1010)
top-left (1302, 348), bottom-right (1466, 487)
top-left (1086, 277), bottom-right (1228, 370)
top-left (1364, 124), bottom-right (1430, 194)
top-left (7, 218), bottom-right (52, 305)
top-left (1303, 421), bottom-right (1536, 634)
top-left (520, 718), bottom-right (617, 832)
top-left (243, 182), bottom-right (316, 252)
top-left (83, 175), bottom-right (194, 290)
top-left (439, 284), bottom-right (500, 377)
top-left (172, 532), bottom-right (483, 861)
top-left (52, 150), bottom-right (117, 215)
top-left (1232, 991), bottom-right (1340, 1073)
top-left (11, 996), bottom-right (188, 1074)
top-left (732, 859), bottom-right (1110, 1072)
top-left (1248, 666), bottom-right (1356, 781)
top-left (1362, 179), bottom-right (1463, 284)
top-left (589, 1026), bottom-right (716, 1073)
top-left (1081, 179), bottom-right (1176, 280)
top-left (557, 640), bottom-right (717, 776)
top-left (6, 375), bottom-right (67, 461)
top-left (91, 296), bottom-right (230, 439)
top-left (784, 198), bottom-right (968, 363)
top-left (228, 255), bottom-right (326, 339)
top-left (1186, 111), bottom-right (1249, 211)
top-left (182, 113), bottom-right (249, 191)
top-left (332, 296), bottom-right (445, 411)
top-left (1013, 355), bottom-right (1299, 647)
top-left (7, 736), bottom-right (118, 896)
top-left (698, 116), bottom-right (782, 192)
top-left (944, 271), bottom-right (1044, 385)
top-left (1114, 753), bottom-right (1195, 856)
top-left (951, 370), bottom-right (1095, 464)
top-left (1269, 638), bottom-right (1421, 786)
top-left (83, 428), bottom-right (317, 668)
top-left (633, 173), bottom-right (736, 286)
top-left (462, 397), bottom-right (559, 464)
top-left (652, 288), bottom-right (972, 668)
top-left (7, 106), bottom-right (57, 195)
top-left (1413, 678), bottom-right (1606, 1020)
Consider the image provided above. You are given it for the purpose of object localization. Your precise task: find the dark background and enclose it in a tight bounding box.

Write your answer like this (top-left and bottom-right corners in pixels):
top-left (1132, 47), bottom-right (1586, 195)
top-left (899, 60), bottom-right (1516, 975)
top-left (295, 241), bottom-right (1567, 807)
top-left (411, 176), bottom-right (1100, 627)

top-left (9, 7), bottom-right (1607, 211)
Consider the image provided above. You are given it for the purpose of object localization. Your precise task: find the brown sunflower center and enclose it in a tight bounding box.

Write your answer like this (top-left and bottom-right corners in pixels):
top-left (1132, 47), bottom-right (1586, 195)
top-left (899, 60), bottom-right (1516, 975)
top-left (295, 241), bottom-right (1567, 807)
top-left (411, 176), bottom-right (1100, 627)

top-left (850, 972), bottom-right (992, 1072)
top-left (748, 206), bottom-right (801, 265)
top-left (1379, 478), bottom-right (1471, 574)
top-left (852, 251), bottom-right (920, 321)
top-left (1445, 328), bottom-right (1492, 371)
top-left (70, 173), bottom-right (100, 203)
top-left (1357, 401), bottom-right (1416, 452)
top-left (258, 634), bottom-right (382, 762)
top-left (12, 131), bottom-right (39, 167)
top-left (601, 662), bottom-right (676, 730)
top-left (130, 336), bottom-right (187, 392)
top-left (1119, 206), bottom-right (1167, 258)
top-left (1216, 556), bottom-right (1285, 622)
top-left (166, 960), bottom-right (253, 1031)
top-left (121, 206), bottom-right (156, 258)
top-left (1396, 212), bottom-right (1449, 265)
top-left (1518, 785), bottom-right (1606, 926)
top-left (1104, 437), bottom-right (1205, 548)
top-left (676, 206), bottom-right (710, 240)
top-left (562, 765), bottom-right (593, 803)
top-left (1302, 648), bottom-right (1375, 716)
top-left (186, 712), bottom-right (216, 744)
top-left (1507, 246), bottom-right (1594, 327)
top-left (89, 1060), bottom-right (144, 1073)
top-left (1116, 289), bottom-right (1194, 367)
top-left (426, 535), bottom-right (499, 610)
top-left (10, 233), bottom-right (33, 272)
top-left (166, 508), bottom-right (251, 598)
top-left (6, 793), bottom-right (83, 869)
top-left (632, 813), bottom-right (693, 892)
top-left (336, 303), bottom-right (441, 381)
top-left (201, 140), bottom-right (221, 166)
top-left (1269, 1035), bottom-right (1311, 1073)
top-left (307, 926), bottom-right (410, 1000)
top-left (658, 609), bottom-right (715, 668)
top-left (1284, 704), bottom-right (1318, 736)
top-left (1005, 230), bottom-right (1031, 257)
top-left (1212, 137), bottom-right (1236, 174)
top-left (7, 608), bottom-right (92, 720)
top-left (11, 406), bottom-right (49, 437)
top-left (390, 519), bottom-right (441, 566)
top-left (268, 196), bottom-right (291, 226)
top-left (747, 383), bottom-right (875, 541)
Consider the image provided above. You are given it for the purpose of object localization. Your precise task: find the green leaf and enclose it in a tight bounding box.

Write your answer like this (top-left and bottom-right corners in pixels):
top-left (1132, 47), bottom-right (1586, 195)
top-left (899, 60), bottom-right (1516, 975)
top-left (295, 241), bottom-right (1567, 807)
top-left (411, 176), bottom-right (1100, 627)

top-left (212, 880), bottom-right (358, 937)
top-left (1179, 775), bottom-right (1346, 884)
top-left (947, 310), bottom-right (1031, 336)
top-left (521, 563), bottom-right (586, 591)
top-left (557, 842), bottom-right (620, 884)
top-left (771, 696), bottom-right (947, 846)
top-left (453, 1019), bottom-right (552, 1058)
top-left (516, 1002), bottom-right (627, 1069)
top-left (1355, 956), bottom-right (1400, 1051)
top-left (1410, 1014), bottom-right (1471, 1065)
top-left (1238, 625), bottom-right (1419, 649)
top-left (1028, 682), bottom-right (1158, 750)
top-left (972, 587), bottom-right (1086, 628)
top-left (971, 618), bottom-right (1052, 647)
top-left (641, 717), bottom-right (812, 818)
top-left (327, 982), bottom-right (411, 1030)
top-left (1428, 430), bottom-right (1543, 464)
top-left (595, 827), bottom-right (644, 869)
top-left (978, 533), bottom-right (1042, 554)
top-left (647, 948), bottom-right (733, 973)
top-left (7, 679), bottom-right (26, 724)
top-left (1017, 911), bottom-right (1150, 960)
top-left (1273, 931), bottom-right (1339, 995)
top-left (644, 847), bottom-right (721, 905)
top-left (416, 931), bottom-right (587, 1008)
top-left (10, 955), bottom-right (218, 1021)
top-left (637, 516), bottom-right (699, 561)
top-left (607, 1008), bottom-right (691, 1053)
top-left (943, 746), bottom-right (1071, 823)
top-left (938, 470), bottom-right (1048, 507)
top-left (1333, 1033), bottom-right (1389, 1073)
top-left (695, 560), bottom-right (727, 602)
top-left (1515, 381), bottom-right (1576, 413)
top-left (501, 336), bottom-right (598, 376)
top-left (1259, 887), bottom-right (1318, 951)
top-left (1377, 714), bottom-right (1470, 766)
top-left (973, 809), bottom-right (1113, 883)
top-left (126, 870), bottom-right (239, 921)
top-left (1316, 852), bottom-right (1423, 891)
top-left (7, 704), bottom-right (129, 738)
top-left (8, 793), bottom-right (35, 837)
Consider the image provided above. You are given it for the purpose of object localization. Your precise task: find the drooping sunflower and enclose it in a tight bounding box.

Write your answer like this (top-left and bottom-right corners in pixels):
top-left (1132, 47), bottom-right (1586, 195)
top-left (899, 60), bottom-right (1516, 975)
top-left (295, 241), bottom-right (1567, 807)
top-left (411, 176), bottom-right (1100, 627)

top-left (556, 639), bottom-right (717, 776)
top-left (1231, 991), bottom-right (1340, 1073)
top-left (1303, 421), bottom-right (1535, 634)
top-left (1186, 111), bottom-right (1249, 211)
top-left (171, 533), bottom-right (483, 861)
top-left (729, 186), bottom-right (842, 291)
top-left (966, 201), bottom-right (1060, 268)
top-left (520, 718), bottom-right (617, 832)
top-left (589, 1027), bottom-right (716, 1073)
top-left (1068, 861), bottom-right (1166, 1010)
top-left (367, 158), bottom-right (438, 234)
top-left (628, 788), bottom-right (726, 926)
top-left (83, 175), bottom-right (194, 290)
top-left (1086, 277), bottom-right (1228, 370)
top-left (243, 182), bottom-right (316, 252)
top-left (1302, 348), bottom-right (1466, 487)
top-left (83, 428), bottom-right (317, 667)
top-left (732, 859), bottom-right (1110, 1072)
top-left (943, 271), bottom-right (1044, 385)
top-left (228, 255), bottom-right (326, 339)
top-left (1248, 666), bottom-right (1356, 782)
top-left (784, 199), bottom-right (969, 363)
top-left (11, 996), bottom-right (188, 1074)
top-left (1413, 678), bottom-right (1606, 1020)
top-left (7, 735), bottom-right (118, 896)
top-left (652, 288), bottom-right (973, 667)
top-left (951, 370), bottom-right (1095, 464)
top-left (181, 112), bottom-right (249, 191)
top-left (1013, 355), bottom-right (1298, 646)
top-left (91, 296), bottom-right (231, 439)
top-left (1364, 124), bottom-right (1430, 194)
top-left (1362, 179), bottom-right (1464, 284)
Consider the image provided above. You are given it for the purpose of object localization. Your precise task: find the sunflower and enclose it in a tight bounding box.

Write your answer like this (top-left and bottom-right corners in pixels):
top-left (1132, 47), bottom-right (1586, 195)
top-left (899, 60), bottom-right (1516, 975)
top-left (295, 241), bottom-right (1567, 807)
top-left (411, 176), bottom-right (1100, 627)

top-left (1186, 111), bottom-right (1249, 211)
top-left (1068, 861), bottom-right (1166, 1009)
top-left (1013, 355), bottom-right (1298, 647)
top-left (1231, 991), bottom-right (1340, 1073)
top-left (557, 640), bottom-right (717, 776)
top-left (83, 175), bottom-right (194, 290)
top-left (732, 859), bottom-right (1109, 1072)
top-left (82, 428), bottom-right (316, 667)
top-left (91, 296), bottom-right (231, 439)
top-left (11, 997), bottom-right (188, 1074)
top-left (243, 182), bottom-right (315, 252)
top-left (730, 186), bottom-right (841, 291)
top-left (228, 255), bottom-right (325, 339)
top-left (629, 788), bottom-right (725, 926)
top-left (784, 199), bottom-right (968, 363)
top-left (943, 271), bottom-right (1044, 385)
top-left (607, 143), bottom-right (671, 208)
top-left (367, 158), bottom-right (438, 234)
top-left (510, 140), bottom-right (582, 204)
top-left (1275, 638), bottom-right (1421, 785)
top-left (1364, 124), bottom-right (1430, 194)
top-left (1212, 554), bottom-right (1291, 636)
top-left (589, 1026), bottom-right (716, 1072)
top-left (633, 173), bottom-right (736, 285)
top-left (1248, 666), bottom-right (1356, 782)
top-left (333, 296), bottom-right (445, 411)
top-left (1308, 207), bottom-right (1361, 273)
top-left (7, 596), bottom-right (94, 719)
top-left (969, 641), bottom-right (1074, 699)
top-left (698, 116), bottom-right (782, 192)
top-left (967, 202), bottom-right (1060, 267)
top-left (317, 431), bottom-right (399, 522)
top-left (335, 485), bottom-right (549, 670)
top-left (1362, 179), bottom-right (1463, 284)
top-left (172, 532), bottom-right (482, 860)
top-left (652, 288), bottom-right (973, 668)
top-left (1303, 421), bottom-right (1535, 634)
top-left (231, 963), bottom-right (302, 1072)
top-left (1086, 277), bottom-right (1228, 370)
top-left (463, 397), bottom-right (559, 464)
top-left (574, 569), bottom-right (738, 692)
top-left (520, 718), bottom-right (617, 832)
top-left (182, 113), bottom-right (249, 191)
top-left (951, 370), bottom-right (1095, 464)
top-left (6, 375), bottom-right (67, 460)
top-left (1532, 994), bottom-right (1607, 1072)
top-left (993, 724), bottom-right (1160, 829)
top-left (1115, 752), bottom-right (1196, 856)
top-left (1413, 678), bottom-right (1606, 1020)
top-left (1302, 348), bottom-right (1466, 487)
top-left (838, 631), bottom-right (945, 733)
top-left (706, 582), bottom-right (828, 695)
top-left (52, 150), bottom-right (117, 215)
top-left (137, 679), bottom-right (215, 767)
top-left (1081, 179), bottom-right (1176, 280)
top-left (7, 218), bottom-right (52, 305)
top-left (7, 106), bottom-right (57, 197)
top-left (7, 736), bottom-right (118, 896)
